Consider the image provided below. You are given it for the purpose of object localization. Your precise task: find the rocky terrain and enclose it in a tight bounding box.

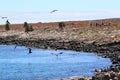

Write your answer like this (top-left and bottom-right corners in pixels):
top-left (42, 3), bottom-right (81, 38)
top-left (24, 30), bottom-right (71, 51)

top-left (0, 18), bottom-right (120, 80)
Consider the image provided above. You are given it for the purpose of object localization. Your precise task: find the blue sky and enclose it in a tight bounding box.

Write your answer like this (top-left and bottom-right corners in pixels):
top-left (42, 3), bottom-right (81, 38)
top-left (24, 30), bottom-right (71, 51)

top-left (0, 0), bottom-right (120, 24)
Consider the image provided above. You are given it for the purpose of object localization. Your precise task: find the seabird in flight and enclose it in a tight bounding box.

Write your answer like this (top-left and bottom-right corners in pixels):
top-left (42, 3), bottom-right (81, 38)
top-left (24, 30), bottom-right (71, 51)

top-left (1, 16), bottom-right (7, 19)
top-left (50, 10), bottom-right (58, 13)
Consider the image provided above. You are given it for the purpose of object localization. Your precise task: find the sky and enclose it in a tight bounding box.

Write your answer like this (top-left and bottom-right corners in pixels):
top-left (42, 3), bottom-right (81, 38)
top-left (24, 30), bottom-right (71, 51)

top-left (0, 0), bottom-right (120, 24)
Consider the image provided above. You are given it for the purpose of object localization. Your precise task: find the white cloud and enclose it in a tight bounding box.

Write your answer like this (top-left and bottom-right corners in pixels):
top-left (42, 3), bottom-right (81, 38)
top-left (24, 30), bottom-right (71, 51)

top-left (0, 10), bottom-right (120, 24)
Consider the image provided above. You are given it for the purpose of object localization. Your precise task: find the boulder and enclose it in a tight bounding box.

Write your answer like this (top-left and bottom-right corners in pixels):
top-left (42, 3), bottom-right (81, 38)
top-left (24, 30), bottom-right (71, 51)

top-left (95, 68), bottom-right (102, 73)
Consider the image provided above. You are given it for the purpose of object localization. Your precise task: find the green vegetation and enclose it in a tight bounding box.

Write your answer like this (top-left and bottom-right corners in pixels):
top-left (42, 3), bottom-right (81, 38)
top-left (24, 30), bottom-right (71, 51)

top-left (23, 22), bottom-right (34, 32)
top-left (24, 22), bottom-right (29, 32)
top-left (29, 25), bottom-right (34, 32)
top-left (5, 20), bottom-right (10, 31)
top-left (59, 22), bottom-right (65, 30)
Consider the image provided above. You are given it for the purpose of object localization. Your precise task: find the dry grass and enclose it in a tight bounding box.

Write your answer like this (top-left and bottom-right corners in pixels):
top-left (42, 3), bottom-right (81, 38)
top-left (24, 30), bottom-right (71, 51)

top-left (0, 19), bottom-right (120, 44)
top-left (21, 24), bottom-right (120, 44)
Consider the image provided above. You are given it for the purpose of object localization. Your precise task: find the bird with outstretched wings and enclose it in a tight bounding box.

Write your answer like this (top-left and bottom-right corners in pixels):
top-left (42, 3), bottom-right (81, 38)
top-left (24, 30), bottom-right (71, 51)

top-left (50, 10), bottom-right (58, 13)
top-left (0, 16), bottom-right (7, 19)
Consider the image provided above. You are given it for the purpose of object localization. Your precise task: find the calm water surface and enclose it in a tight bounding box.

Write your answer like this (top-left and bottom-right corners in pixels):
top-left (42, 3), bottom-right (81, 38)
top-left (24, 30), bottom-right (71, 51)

top-left (0, 45), bottom-right (112, 80)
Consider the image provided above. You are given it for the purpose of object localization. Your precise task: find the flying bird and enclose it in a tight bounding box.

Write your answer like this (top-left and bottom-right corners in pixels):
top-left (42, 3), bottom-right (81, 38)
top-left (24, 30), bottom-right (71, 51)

top-left (50, 10), bottom-right (58, 13)
top-left (51, 52), bottom-right (63, 56)
top-left (1, 16), bottom-right (7, 19)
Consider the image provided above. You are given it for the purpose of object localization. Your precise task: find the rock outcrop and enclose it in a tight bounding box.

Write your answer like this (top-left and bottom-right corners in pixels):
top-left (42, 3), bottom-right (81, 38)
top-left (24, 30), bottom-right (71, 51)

top-left (0, 31), bottom-right (120, 80)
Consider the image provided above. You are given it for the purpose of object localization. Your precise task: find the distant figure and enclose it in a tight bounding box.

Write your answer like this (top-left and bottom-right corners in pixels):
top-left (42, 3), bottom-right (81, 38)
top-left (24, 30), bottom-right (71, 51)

top-left (100, 20), bottom-right (104, 27)
top-left (50, 10), bottom-right (58, 13)
top-left (101, 22), bottom-right (104, 27)
top-left (90, 23), bottom-right (92, 27)
top-left (96, 23), bottom-right (98, 27)
top-left (28, 48), bottom-right (32, 54)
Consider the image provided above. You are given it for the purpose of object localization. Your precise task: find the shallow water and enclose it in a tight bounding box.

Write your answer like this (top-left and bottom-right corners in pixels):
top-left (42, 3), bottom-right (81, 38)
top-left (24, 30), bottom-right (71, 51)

top-left (0, 45), bottom-right (112, 80)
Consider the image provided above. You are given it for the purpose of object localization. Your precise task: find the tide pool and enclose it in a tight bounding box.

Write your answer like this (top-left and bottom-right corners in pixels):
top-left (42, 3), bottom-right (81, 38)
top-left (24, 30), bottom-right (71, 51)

top-left (0, 45), bottom-right (112, 80)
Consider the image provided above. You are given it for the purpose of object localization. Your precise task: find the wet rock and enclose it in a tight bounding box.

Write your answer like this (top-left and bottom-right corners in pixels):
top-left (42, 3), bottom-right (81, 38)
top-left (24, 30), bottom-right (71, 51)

top-left (113, 77), bottom-right (118, 80)
top-left (62, 76), bottom-right (85, 80)
top-left (95, 68), bottom-right (102, 73)
top-left (0, 32), bottom-right (120, 80)
top-left (102, 73), bottom-right (110, 80)
top-left (61, 76), bottom-right (92, 80)
top-left (110, 71), bottom-right (116, 78)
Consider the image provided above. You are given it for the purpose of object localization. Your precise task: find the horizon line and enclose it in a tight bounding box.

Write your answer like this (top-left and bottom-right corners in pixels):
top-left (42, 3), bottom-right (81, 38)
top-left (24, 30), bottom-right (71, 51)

top-left (0, 17), bottom-right (119, 25)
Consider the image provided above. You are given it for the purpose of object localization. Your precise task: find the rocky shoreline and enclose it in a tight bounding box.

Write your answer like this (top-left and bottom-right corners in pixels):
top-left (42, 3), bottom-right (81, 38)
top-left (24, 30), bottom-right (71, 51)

top-left (0, 34), bottom-right (120, 80)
